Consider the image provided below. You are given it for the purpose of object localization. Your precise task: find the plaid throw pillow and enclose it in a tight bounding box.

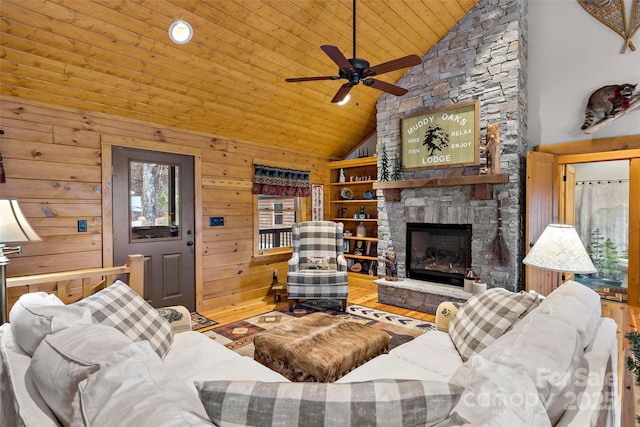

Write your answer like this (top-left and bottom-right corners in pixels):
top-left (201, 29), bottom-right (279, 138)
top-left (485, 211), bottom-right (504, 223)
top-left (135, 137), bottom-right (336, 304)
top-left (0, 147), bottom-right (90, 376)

top-left (195, 379), bottom-right (462, 427)
top-left (448, 288), bottom-right (540, 361)
top-left (74, 281), bottom-right (173, 359)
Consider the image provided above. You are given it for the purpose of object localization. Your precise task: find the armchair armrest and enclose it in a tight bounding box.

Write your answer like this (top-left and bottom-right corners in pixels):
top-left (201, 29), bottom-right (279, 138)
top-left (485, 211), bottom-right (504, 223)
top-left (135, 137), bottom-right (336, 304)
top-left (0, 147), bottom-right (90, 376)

top-left (157, 305), bottom-right (191, 334)
top-left (288, 254), bottom-right (300, 272)
top-left (337, 254), bottom-right (348, 272)
top-left (435, 301), bottom-right (461, 332)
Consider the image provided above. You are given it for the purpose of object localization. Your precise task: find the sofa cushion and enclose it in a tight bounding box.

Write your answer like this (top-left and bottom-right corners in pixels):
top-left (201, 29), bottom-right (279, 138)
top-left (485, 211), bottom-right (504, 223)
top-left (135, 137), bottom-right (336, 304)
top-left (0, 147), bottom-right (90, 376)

top-left (448, 288), bottom-right (539, 361)
top-left (75, 280), bottom-right (173, 358)
top-left (71, 345), bottom-right (211, 426)
top-left (448, 355), bottom-right (551, 426)
top-left (478, 310), bottom-right (588, 425)
top-left (195, 379), bottom-right (462, 427)
top-left (29, 324), bottom-right (145, 425)
top-left (336, 354), bottom-right (455, 383)
top-left (9, 297), bottom-right (93, 356)
top-left (536, 280), bottom-right (602, 349)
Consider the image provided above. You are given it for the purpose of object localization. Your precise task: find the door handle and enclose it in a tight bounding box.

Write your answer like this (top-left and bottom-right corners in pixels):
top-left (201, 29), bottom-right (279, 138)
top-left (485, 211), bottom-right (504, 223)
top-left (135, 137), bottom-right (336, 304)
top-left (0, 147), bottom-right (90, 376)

top-left (186, 241), bottom-right (194, 246)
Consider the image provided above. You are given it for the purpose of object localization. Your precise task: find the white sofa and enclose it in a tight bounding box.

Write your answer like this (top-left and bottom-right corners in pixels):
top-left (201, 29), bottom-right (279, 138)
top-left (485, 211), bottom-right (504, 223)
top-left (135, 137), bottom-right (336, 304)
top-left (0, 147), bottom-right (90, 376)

top-left (0, 280), bottom-right (619, 427)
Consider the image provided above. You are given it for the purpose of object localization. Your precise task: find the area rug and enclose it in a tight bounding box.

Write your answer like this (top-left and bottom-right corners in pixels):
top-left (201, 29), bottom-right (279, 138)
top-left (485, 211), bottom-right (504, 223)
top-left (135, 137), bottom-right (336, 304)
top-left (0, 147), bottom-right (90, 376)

top-left (594, 287), bottom-right (628, 303)
top-left (202, 301), bottom-right (436, 358)
top-left (190, 312), bottom-right (218, 331)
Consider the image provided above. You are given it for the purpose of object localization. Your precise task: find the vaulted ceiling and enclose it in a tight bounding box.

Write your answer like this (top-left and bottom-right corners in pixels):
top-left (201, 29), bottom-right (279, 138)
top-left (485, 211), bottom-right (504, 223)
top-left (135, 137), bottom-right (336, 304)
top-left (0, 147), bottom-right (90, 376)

top-left (0, 0), bottom-right (479, 159)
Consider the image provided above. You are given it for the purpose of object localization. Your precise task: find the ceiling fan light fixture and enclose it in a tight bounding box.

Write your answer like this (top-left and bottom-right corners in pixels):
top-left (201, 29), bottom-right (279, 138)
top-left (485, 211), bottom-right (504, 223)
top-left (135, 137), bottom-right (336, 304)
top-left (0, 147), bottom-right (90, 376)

top-left (337, 93), bottom-right (351, 106)
top-left (169, 20), bottom-right (193, 44)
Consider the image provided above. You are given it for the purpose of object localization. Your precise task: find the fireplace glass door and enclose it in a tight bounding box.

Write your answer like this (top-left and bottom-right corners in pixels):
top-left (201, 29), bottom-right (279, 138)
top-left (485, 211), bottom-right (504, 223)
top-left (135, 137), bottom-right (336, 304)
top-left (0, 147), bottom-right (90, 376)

top-left (406, 223), bottom-right (471, 286)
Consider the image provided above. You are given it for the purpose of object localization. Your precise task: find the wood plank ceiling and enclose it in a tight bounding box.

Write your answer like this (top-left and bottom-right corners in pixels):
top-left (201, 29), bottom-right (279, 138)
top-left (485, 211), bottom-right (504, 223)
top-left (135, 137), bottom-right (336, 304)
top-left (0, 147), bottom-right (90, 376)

top-left (1, 0), bottom-right (478, 160)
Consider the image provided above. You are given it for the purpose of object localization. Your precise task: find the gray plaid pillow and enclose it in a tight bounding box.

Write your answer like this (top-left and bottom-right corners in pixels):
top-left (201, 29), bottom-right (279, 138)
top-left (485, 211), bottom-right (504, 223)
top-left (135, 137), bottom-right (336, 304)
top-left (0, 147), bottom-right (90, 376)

top-left (448, 288), bottom-right (540, 361)
top-left (195, 379), bottom-right (462, 427)
top-left (74, 281), bottom-right (173, 359)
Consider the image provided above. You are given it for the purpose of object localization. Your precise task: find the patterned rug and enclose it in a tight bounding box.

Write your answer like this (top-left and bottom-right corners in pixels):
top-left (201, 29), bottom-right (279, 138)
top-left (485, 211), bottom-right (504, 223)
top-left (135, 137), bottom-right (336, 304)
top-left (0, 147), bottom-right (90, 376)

top-left (202, 301), bottom-right (436, 358)
top-left (593, 287), bottom-right (628, 303)
top-left (190, 312), bottom-right (218, 331)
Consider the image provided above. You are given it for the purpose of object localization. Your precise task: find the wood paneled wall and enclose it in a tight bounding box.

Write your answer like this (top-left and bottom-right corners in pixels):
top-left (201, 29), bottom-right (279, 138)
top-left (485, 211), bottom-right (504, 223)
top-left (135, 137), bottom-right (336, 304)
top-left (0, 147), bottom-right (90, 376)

top-left (0, 95), bottom-right (330, 310)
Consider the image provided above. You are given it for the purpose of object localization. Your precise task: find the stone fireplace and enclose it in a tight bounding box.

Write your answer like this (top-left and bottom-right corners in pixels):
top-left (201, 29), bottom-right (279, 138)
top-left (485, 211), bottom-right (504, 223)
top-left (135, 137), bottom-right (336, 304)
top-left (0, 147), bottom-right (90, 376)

top-left (372, 0), bottom-right (528, 314)
top-left (406, 223), bottom-right (471, 286)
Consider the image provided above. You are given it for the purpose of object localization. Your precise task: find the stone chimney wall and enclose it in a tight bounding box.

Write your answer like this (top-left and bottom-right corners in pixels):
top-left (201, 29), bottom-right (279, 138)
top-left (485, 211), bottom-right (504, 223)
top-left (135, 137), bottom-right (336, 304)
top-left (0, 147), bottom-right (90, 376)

top-left (375, 0), bottom-right (528, 290)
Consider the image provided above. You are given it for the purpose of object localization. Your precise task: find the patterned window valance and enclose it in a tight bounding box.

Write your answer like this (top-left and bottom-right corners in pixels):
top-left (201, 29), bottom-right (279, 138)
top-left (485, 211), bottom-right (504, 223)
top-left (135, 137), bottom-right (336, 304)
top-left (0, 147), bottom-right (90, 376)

top-left (252, 164), bottom-right (310, 197)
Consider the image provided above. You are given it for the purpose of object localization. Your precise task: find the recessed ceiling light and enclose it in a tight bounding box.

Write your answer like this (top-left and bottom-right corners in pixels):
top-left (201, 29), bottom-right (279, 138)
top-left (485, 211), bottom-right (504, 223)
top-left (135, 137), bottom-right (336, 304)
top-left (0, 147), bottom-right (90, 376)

top-left (337, 93), bottom-right (351, 106)
top-left (168, 20), bottom-right (193, 44)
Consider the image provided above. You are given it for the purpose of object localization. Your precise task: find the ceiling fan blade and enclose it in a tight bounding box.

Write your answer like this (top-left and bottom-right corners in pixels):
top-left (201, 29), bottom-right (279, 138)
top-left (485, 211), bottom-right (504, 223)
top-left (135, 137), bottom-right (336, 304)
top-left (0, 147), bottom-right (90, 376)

top-left (363, 79), bottom-right (408, 96)
top-left (331, 83), bottom-right (354, 103)
top-left (285, 76), bottom-right (339, 82)
top-left (321, 45), bottom-right (354, 71)
top-left (368, 54), bottom-right (421, 76)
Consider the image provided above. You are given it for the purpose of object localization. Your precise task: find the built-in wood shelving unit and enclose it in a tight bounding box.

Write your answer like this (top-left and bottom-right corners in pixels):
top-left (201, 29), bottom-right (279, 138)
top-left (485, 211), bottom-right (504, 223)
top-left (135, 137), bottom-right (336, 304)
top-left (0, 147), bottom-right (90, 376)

top-left (328, 156), bottom-right (379, 286)
top-left (373, 173), bottom-right (509, 200)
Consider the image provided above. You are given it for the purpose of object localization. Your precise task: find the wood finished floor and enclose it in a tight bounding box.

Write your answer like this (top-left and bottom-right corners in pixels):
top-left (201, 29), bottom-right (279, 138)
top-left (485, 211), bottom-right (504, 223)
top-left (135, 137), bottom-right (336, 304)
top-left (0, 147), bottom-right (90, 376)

top-left (200, 286), bottom-right (640, 423)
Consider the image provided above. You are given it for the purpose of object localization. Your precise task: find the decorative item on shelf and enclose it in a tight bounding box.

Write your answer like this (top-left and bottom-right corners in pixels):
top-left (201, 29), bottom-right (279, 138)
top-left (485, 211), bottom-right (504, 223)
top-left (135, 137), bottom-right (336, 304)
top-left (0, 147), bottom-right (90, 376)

top-left (340, 187), bottom-right (353, 200)
top-left (368, 263), bottom-right (376, 275)
top-left (339, 168), bottom-right (346, 183)
top-left (358, 206), bottom-right (365, 219)
top-left (379, 145), bottom-right (390, 182)
top-left (472, 277), bottom-right (487, 294)
top-left (366, 241), bottom-right (377, 256)
top-left (353, 240), bottom-right (365, 255)
top-left (363, 190), bottom-right (375, 200)
top-left (391, 156), bottom-right (402, 181)
top-left (464, 268), bottom-right (477, 293)
top-left (356, 222), bottom-right (366, 238)
top-left (343, 230), bottom-right (352, 237)
top-left (384, 251), bottom-right (398, 281)
top-left (340, 207), bottom-right (348, 218)
top-left (350, 262), bottom-right (363, 273)
top-left (480, 123), bottom-right (501, 175)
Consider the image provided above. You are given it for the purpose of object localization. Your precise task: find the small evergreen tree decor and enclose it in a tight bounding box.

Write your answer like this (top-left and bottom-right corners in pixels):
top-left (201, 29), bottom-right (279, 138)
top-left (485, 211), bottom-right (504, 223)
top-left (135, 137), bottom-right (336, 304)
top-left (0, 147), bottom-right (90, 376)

top-left (391, 156), bottom-right (402, 181)
top-left (379, 145), bottom-right (390, 182)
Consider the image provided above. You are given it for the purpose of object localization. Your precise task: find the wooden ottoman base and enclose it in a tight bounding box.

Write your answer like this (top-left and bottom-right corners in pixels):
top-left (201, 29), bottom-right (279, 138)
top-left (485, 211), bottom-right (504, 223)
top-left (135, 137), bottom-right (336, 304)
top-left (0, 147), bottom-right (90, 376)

top-left (253, 312), bottom-right (390, 382)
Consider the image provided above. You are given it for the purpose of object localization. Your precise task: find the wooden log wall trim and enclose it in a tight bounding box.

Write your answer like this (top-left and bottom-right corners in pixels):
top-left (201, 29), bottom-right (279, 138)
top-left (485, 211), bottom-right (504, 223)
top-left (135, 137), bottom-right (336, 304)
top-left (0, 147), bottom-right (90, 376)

top-left (0, 95), bottom-right (331, 310)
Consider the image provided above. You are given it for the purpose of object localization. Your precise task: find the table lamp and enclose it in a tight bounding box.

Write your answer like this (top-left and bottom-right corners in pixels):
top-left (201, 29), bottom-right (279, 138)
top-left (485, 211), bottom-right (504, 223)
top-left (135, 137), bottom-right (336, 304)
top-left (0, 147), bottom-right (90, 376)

top-left (0, 198), bottom-right (42, 324)
top-left (523, 223), bottom-right (597, 277)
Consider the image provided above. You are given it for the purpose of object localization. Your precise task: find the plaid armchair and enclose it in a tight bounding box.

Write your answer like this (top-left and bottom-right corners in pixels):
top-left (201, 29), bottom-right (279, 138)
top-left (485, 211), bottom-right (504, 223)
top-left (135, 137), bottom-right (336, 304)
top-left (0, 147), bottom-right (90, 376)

top-left (287, 221), bottom-right (349, 311)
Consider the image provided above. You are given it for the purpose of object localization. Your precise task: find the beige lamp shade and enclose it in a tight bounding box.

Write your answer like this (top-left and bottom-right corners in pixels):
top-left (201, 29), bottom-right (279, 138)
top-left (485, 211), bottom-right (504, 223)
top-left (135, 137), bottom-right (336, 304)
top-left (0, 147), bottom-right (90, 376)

top-left (0, 198), bottom-right (42, 243)
top-left (523, 224), bottom-right (596, 274)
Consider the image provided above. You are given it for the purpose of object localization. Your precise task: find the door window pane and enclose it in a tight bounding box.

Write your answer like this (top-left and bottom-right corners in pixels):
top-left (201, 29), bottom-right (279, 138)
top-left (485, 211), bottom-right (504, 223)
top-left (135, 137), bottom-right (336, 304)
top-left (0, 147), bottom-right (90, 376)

top-left (129, 160), bottom-right (180, 240)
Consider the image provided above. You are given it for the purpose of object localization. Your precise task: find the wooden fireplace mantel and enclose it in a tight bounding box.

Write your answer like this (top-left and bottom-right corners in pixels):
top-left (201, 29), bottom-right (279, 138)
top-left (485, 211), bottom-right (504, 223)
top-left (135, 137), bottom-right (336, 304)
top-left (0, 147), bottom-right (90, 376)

top-left (372, 173), bottom-right (509, 200)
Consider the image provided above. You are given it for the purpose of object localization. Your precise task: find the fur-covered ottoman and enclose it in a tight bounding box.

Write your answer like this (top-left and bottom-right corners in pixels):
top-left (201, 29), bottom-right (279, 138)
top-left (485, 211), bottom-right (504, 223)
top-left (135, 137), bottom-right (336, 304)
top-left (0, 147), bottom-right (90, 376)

top-left (253, 312), bottom-right (390, 382)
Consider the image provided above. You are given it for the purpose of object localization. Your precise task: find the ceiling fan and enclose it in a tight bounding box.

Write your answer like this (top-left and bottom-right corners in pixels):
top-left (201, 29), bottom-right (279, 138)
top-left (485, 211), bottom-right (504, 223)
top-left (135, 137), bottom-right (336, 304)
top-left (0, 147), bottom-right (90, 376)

top-left (285, 0), bottom-right (422, 103)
